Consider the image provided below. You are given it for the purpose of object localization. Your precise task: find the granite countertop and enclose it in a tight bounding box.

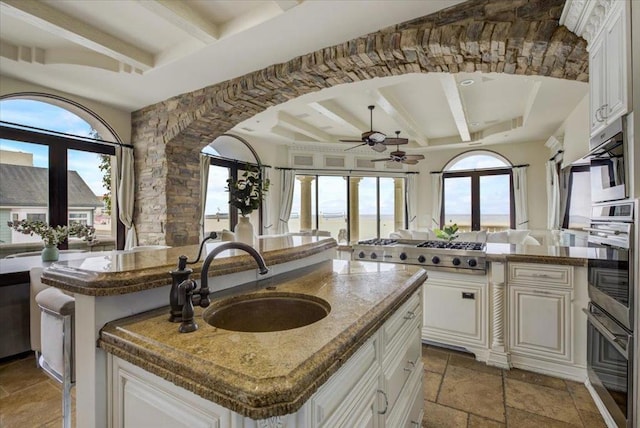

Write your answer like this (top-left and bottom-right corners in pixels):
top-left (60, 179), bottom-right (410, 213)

top-left (485, 243), bottom-right (598, 266)
top-left (99, 259), bottom-right (427, 419)
top-left (40, 236), bottom-right (336, 296)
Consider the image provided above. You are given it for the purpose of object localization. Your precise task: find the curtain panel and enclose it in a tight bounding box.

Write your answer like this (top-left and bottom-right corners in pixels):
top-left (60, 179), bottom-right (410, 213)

top-left (199, 154), bottom-right (210, 241)
top-left (116, 146), bottom-right (137, 249)
top-left (512, 166), bottom-right (529, 230)
top-left (277, 169), bottom-right (295, 234)
top-left (430, 173), bottom-right (443, 230)
top-left (546, 160), bottom-right (560, 230)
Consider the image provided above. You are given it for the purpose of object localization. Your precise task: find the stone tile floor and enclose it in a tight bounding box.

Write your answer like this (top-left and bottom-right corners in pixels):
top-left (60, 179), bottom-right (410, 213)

top-left (0, 346), bottom-right (607, 427)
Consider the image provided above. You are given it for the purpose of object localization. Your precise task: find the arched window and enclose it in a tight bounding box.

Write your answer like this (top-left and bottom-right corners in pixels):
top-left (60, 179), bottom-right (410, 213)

top-left (441, 151), bottom-right (514, 231)
top-left (0, 97), bottom-right (122, 256)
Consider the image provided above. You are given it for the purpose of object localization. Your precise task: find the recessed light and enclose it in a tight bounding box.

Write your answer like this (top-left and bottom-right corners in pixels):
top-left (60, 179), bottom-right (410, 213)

top-left (459, 79), bottom-right (475, 87)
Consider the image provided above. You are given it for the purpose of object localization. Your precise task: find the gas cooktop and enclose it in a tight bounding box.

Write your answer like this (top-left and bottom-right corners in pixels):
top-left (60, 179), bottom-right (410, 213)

top-left (352, 239), bottom-right (487, 274)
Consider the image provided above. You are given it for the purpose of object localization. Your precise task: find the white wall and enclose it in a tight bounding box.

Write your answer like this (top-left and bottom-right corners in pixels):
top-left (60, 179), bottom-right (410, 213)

top-left (414, 141), bottom-right (550, 231)
top-left (0, 75), bottom-right (131, 143)
top-left (558, 94), bottom-right (590, 167)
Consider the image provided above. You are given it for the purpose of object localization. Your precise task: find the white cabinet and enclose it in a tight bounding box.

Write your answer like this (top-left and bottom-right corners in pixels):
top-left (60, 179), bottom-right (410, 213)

top-left (109, 288), bottom-right (424, 428)
top-left (589, 0), bottom-right (630, 136)
top-left (507, 263), bottom-right (588, 381)
top-left (422, 271), bottom-right (488, 358)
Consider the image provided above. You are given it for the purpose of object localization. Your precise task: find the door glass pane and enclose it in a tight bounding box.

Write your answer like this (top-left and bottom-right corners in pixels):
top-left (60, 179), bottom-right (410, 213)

top-left (443, 177), bottom-right (471, 230)
top-left (0, 140), bottom-right (49, 257)
top-left (480, 174), bottom-right (511, 231)
top-left (68, 149), bottom-right (115, 249)
top-left (379, 177), bottom-right (399, 239)
top-left (318, 176), bottom-right (346, 238)
top-left (358, 177), bottom-right (377, 240)
top-left (205, 165), bottom-right (231, 232)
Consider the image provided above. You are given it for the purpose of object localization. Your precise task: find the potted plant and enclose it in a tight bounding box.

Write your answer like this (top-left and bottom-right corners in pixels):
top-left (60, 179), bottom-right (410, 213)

top-left (226, 168), bottom-right (269, 245)
top-left (434, 223), bottom-right (459, 242)
top-left (7, 219), bottom-right (98, 261)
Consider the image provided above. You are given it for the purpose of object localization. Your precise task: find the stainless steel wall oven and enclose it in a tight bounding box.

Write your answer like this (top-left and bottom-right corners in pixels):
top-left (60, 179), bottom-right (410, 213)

top-left (588, 116), bottom-right (628, 204)
top-left (585, 199), bottom-right (634, 427)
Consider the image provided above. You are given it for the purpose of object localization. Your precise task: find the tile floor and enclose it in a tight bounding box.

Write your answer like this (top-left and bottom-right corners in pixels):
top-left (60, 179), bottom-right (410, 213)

top-left (0, 346), bottom-right (607, 427)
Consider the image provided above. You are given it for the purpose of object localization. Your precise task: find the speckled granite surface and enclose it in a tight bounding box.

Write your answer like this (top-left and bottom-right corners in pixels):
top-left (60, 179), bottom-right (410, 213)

top-left (41, 236), bottom-right (336, 296)
top-left (485, 243), bottom-right (595, 266)
top-left (99, 260), bottom-right (427, 419)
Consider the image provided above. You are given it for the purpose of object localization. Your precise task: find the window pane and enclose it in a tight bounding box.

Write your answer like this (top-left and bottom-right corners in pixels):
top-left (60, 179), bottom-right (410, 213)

top-left (443, 177), bottom-right (471, 230)
top-left (205, 165), bottom-right (231, 232)
top-left (0, 141), bottom-right (49, 257)
top-left (318, 176), bottom-right (346, 238)
top-left (68, 149), bottom-right (114, 249)
top-left (448, 154), bottom-right (508, 171)
top-left (0, 99), bottom-right (92, 135)
top-left (358, 177), bottom-right (377, 240)
top-left (379, 177), bottom-right (400, 239)
top-left (480, 174), bottom-right (511, 231)
top-left (567, 170), bottom-right (591, 229)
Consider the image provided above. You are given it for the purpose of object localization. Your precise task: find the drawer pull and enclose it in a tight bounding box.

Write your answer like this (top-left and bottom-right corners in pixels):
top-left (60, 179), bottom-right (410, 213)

top-left (404, 311), bottom-right (416, 320)
top-left (411, 422), bottom-right (420, 427)
top-left (531, 273), bottom-right (551, 278)
top-left (404, 360), bottom-right (416, 372)
top-left (531, 289), bottom-right (551, 295)
top-left (377, 389), bottom-right (388, 415)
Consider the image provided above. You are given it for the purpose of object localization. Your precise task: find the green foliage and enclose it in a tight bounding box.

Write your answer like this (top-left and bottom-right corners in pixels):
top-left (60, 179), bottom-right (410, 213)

top-left (434, 223), bottom-right (459, 242)
top-left (226, 168), bottom-right (270, 217)
top-left (98, 154), bottom-right (111, 215)
top-left (8, 220), bottom-right (98, 247)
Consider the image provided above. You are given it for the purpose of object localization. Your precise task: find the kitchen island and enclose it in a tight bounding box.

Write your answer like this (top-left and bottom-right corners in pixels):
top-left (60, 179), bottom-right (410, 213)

top-left (40, 236), bottom-right (427, 427)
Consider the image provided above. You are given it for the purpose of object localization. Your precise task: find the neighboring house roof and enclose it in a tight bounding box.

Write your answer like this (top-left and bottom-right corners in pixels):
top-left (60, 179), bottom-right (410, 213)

top-left (0, 164), bottom-right (101, 208)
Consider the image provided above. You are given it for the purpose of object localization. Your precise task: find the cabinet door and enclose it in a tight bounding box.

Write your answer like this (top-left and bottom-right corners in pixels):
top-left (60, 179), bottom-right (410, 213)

top-left (509, 286), bottom-right (572, 362)
top-left (604, 1), bottom-right (629, 123)
top-left (589, 31), bottom-right (607, 136)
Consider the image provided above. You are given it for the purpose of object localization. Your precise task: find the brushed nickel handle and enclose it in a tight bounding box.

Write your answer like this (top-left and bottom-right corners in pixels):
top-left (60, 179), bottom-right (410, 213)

top-left (404, 360), bottom-right (416, 372)
top-left (404, 311), bottom-right (416, 320)
top-left (377, 389), bottom-right (389, 415)
top-left (601, 103), bottom-right (609, 118)
top-left (531, 273), bottom-right (551, 278)
top-left (411, 422), bottom-right (420, 427)
top-left (531, 289), bottom-right (552, 295)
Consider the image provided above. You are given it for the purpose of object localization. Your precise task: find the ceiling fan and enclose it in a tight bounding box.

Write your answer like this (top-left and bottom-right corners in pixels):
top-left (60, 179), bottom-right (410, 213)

top-left (371, 132), bottom-right (425, 164)
top-left (341, 105), bottom-right (409, 153)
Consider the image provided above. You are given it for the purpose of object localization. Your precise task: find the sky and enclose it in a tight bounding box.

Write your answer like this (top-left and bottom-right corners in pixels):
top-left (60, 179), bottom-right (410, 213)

top-left (0, 99), bottom-right (107, 196)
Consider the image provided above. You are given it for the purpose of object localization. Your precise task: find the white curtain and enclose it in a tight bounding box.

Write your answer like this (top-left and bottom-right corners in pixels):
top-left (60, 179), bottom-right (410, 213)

top-left (199, 154), bottom-right (210, 241)
top-left (512, 166), bottom-right (529, 230)
top-left (277, 169), bottom-right (295, 234)
top-left (546, 160), bottom-right (560, 230)
top-left (430, 173), bottom-right (443, 230)
top-left (261, 167), bottom-right (273, 235)
top-left (406, 174), bottom-right (418, 228)
top-left (116, 146), bottom-right (137, 249)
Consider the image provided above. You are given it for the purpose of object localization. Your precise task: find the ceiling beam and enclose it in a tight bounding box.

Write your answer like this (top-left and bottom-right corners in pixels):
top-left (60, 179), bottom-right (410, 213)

top-left (1, 0), bottom-right (154, 71)
top-left (522, 80), bottom-right (542, 126)
top-left (137, 0), bottom-right (219, 44)
top-left (439, 74), bottom-right (471, 141)
top-left (278, 111), bottom-right (333, 142)
top-left (429, 116), bottom-right (524, 146)
top-left (308, 101), bottom-right (368, 134)
top-left (373, 88), bottom-right (429, 146)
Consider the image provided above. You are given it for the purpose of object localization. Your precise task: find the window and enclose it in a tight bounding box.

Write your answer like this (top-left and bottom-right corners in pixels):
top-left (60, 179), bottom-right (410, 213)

top-left (0, 98), bottom-right (119, 256)
top-left (441, 152), bottom-right (514, 231)
top-left (561, 164), bottom-right (591, 229)
top-left (291, 173), bottom-right (406, 241)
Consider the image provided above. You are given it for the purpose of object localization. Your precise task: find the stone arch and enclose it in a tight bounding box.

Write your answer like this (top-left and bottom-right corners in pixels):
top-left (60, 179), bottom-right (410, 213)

top-left (132, 0), bottom-right (588, 245)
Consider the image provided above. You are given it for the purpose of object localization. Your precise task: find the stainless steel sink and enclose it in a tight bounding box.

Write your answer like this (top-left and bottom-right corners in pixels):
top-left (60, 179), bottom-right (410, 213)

top-left (202, 293), bottom-right (330, 332)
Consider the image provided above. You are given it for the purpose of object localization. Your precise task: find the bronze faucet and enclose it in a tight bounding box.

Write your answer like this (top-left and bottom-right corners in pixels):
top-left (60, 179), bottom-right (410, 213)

top-left (176, 242), bottom-right (269, 333)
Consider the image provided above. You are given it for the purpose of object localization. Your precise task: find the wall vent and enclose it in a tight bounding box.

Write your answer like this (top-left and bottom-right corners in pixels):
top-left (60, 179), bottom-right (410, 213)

top-left (293, 154), bottom-right (314, 166)
top-left (324, 156), bottom-right (345, 168)
top-left (385, 161), bottom-right (404, 170)
top-left (355, 158), bottom-right (375, 169)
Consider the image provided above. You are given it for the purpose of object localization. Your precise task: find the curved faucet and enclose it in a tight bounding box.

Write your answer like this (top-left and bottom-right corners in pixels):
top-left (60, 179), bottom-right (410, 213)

top-left (177, 242), bottom-right (269, 333)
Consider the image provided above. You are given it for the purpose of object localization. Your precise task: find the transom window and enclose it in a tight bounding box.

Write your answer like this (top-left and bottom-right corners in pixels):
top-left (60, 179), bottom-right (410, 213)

top-left (441, 152), bottom-right (514, 231)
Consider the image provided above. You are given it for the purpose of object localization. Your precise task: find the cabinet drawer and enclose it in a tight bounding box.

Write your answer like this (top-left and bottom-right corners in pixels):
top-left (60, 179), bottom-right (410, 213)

top-left (310, 334), bottom-right (379, 426)
top-left (383, 327), bottom-right (422, 415)
top-left (509, 263), bottom-right (572, 288)
top-left (383, 289), bottom-right (421, 349)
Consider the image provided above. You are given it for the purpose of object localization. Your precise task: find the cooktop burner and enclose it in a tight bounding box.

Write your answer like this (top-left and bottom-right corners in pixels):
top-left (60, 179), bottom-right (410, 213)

top-left (417, 240), bottom-right (485, 251)
top-left (357, 238), bottom-right (398, 246)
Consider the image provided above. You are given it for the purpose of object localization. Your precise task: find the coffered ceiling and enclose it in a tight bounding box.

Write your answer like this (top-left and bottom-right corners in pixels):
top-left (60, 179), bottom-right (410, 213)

top-left (0, 0), bottom-right (588, 151)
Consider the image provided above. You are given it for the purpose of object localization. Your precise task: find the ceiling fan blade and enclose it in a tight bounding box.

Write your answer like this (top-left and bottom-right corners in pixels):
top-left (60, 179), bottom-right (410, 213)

top-left (372, 143), bottom-right (387, 153)
top-left (344, 142), bottom-right (366, 151)
top-left (403, 159), bottom-right (419, 165)
top-left (340, 139), bottom-right (365, 143)
top-left (404, 154), bottom-right (425, 160)
top-left (370, 158), bottom-right (392, 162)
top-left (383, 137), bottom-right (409, 145)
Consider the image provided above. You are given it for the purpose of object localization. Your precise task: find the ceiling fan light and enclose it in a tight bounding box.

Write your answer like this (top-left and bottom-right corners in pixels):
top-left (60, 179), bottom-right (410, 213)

top-left (368, 132), bottom-right (386, 143)
top-left (372, 143), bottom-right (387, 153)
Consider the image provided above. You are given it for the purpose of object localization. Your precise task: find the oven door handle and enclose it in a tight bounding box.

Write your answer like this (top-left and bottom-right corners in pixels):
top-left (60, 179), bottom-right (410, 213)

top-left (582, 227), bottom-right (621, 235)
top-left (583, 309), bottom-right (629, 359)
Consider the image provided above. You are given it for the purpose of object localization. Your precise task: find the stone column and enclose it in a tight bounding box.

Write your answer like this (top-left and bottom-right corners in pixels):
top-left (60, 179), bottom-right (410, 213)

top-left (349, 177), bottom-right (362, 243)
top-left (297, 176), bottom-right (315, 231)
top-left (393, 177), bottom-right (404, 231)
